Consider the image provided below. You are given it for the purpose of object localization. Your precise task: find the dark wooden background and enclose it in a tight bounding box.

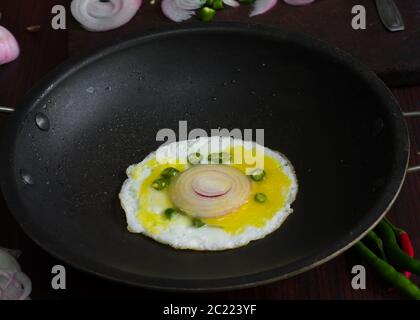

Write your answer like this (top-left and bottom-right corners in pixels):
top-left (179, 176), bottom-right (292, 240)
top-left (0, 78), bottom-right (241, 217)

top-left (0, 0), bottom-right (419, 299)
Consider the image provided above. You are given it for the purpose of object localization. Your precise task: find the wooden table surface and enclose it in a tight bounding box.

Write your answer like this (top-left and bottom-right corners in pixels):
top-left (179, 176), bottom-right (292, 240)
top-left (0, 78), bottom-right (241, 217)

top-left (0, 0), bottom-right (419, 300)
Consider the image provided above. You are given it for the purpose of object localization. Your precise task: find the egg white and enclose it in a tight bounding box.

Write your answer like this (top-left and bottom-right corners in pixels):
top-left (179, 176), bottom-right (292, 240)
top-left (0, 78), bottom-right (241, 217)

top-left (119, 137), bottom-right (298, 251)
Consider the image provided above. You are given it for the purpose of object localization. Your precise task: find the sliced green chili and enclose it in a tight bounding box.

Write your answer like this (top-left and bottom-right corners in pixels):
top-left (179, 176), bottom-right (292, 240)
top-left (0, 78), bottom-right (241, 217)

top-left (164, 208), bottom-right (177, 220)
top-left (187, 152), bottom-right (202, 165)
top-left (192, 218), bottom-right (206, 228)
top-left (200, 7), bottom-right (216, 22)
top-left (212, 0), bottom-right (223, 10)
top-left (250, 168), bottom-right (266, 181)
top-left (161, 167), bottom-right (180, 179)
top-left (254, 193), bottom-right (267, 203)
top-left (151, 178), bottom-right (168, 190)
top-left (208, 152), bottom-right (230, 164)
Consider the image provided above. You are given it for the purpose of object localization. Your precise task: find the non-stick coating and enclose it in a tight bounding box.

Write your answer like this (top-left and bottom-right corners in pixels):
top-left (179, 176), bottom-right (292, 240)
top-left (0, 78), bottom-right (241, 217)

top-left (0, 24), bottom-right (409, 290)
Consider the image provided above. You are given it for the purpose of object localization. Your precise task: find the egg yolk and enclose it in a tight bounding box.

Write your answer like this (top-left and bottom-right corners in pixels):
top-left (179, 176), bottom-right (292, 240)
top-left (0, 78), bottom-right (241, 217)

top-left (133, 159), bottom-right (188, 234)
top-left (133, 147), bottom-right (292, 235)
top-left (204, 147), bottom-right (292, 234)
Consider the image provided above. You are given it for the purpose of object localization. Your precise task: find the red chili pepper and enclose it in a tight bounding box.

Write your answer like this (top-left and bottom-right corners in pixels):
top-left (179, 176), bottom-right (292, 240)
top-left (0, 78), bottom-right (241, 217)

top-left (384, 218), bottom-right (415, 279)
top-left (399, 231), bottom-right (415, 278)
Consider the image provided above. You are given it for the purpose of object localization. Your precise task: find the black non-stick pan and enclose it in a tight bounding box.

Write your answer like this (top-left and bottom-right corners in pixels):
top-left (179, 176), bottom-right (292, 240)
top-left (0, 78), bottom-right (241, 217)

top-left (1, 23), bottom-right (419, 291)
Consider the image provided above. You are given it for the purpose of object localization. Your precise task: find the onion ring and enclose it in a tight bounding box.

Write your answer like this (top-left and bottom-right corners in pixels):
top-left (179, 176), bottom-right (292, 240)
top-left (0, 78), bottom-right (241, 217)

top-left (169, 165), bottom-right (251, 218)
top-left (162, 0), bottom-right (196, 22)
top-left (223, 0), bottom-right (240, 7)
top-left (249, 0), bottom-right (277, 17)
top-left (70, 0), bottom-right (142, 32)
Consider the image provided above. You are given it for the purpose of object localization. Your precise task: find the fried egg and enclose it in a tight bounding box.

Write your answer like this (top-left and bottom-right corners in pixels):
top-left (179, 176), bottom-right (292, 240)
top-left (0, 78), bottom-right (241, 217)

top-left (119, 136), bottom-right (298, 250)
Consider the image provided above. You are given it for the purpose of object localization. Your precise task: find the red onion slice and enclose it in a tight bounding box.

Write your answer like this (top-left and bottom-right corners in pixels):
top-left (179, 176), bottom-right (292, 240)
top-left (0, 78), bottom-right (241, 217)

top-left (169, 165), bottom-right (251, 218)
top-left (249, 0), bottom-right (277, 17)
top-left (0, 249), bottom-right (31, 300)
top-left (0, 271), bottom-right (31, 300)
top-left (284, 0), bottom-right (315, 5)
top-left (0, 25), bottom-right (19, 65)
top-left (70, 0), bottom-right (142, 32)
top-left (162, 0), bottom-right (196, 22)
top-left (223, 0), bottom-right (240, 7)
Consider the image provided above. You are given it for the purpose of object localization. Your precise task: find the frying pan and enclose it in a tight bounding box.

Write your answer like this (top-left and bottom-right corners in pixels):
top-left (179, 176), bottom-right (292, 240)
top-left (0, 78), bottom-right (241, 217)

top-left (0, 23), bottom-right (419, 291)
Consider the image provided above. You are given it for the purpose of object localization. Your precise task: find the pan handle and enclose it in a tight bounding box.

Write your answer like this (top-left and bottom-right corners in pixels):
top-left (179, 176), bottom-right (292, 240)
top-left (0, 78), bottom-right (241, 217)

top-left (403, 112), bottom-right (420, 174)
top-left (0, 106), bottom-right (15, 113)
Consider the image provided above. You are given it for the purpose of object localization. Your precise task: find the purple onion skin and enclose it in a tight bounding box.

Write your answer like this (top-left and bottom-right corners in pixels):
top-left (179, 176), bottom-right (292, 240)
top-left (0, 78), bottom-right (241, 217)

top-left (283, 0), bottom-right (315, 6)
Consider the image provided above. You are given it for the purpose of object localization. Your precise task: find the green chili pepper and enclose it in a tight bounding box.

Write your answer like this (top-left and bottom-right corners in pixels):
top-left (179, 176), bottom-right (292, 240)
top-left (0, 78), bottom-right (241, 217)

top-left (151, 178), bottom-right (168, 190)
top-left (375, 220), bottom-right (420, 276)
top-left (187, 152), bottom-right (202, 165)
top-left (250, 168), bottom-right (266, 181)
top-left (206, 0), bottom-right (214, 5)
top-left (200, 7), bottom-right (216, 22)
top-left (354, 241), bottom-right (420, 300)
top-left (254, 192), bottom-right (267, 203)
top-left (208, 152), bottom-right (230, 164)
top-left (384, 218), bottom-right (415, 278)
top-left (161, 167), bottom-right (180, 179)
top-left (363, 230), bottom-right (387, 261)
top-left (384, 218), bottom-right (405, 234)
top-left (212, 0), bottom-right (223, 10)
top-left (164, 208), bottom-right (177, 220)
top-left (192, 218), bottom-right (205, 228)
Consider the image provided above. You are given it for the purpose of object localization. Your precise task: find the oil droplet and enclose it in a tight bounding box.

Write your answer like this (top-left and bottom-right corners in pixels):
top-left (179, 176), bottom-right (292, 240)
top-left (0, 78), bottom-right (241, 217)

top-left (249, 90), bottom-right (256, 95)
top-left (35, 112), bottom-right (50, 131)
top-left (86, 87), bottom-right (95, 94)
top-left (211, 97), bottom-right (217, 101)
top-left (222, 81), bottom-right (228, 87)
top-left (20, 169), bottom-right (34, 185)
top-left (231, 79), bottom-right (237, 84)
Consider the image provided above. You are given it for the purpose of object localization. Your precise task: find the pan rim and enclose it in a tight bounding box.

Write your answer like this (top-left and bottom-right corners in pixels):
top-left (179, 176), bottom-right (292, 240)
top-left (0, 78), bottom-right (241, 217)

top-left (0, 22), bottom-right (409, 292)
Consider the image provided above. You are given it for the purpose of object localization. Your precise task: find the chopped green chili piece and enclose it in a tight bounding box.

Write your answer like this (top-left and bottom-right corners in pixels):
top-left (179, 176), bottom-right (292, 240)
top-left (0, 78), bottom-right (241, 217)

top-left (151, 178), bottom-right (168, 190)
top-left (187, 152), bottom-right (202, 165)
top-left (206, 0), bottom-right (214, 6)
top-left (254, 192), bottom-right (267, 203)
top-left (164, 208), bottom-right (177, 220)
top-left (200, 7), bottom-right (216, 22)
top-left (192, 218), bottom-right (206, 228)
top-left (250, 168), bottom-right (266, 181)
top-left (161, 167), bottom-right (180, 179)
top-left (212, 0), bottom-right (223, 10)
top-left (208, 152), bottom-right (230, 164)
